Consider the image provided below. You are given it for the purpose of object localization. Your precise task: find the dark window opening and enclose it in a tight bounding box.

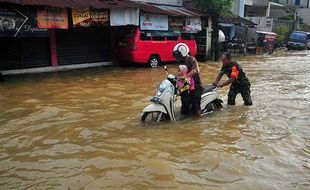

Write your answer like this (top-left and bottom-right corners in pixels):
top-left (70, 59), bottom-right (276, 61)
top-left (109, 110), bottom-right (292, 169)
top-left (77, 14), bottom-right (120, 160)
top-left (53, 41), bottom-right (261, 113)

top-left (140, 31), bottom-right (151, 41)
top-left (167, 36), bottom-right (178, 41)
top-left (152, 36), bottom-right (165, 41)
top-left (181, 33), bottom-right (194, 40)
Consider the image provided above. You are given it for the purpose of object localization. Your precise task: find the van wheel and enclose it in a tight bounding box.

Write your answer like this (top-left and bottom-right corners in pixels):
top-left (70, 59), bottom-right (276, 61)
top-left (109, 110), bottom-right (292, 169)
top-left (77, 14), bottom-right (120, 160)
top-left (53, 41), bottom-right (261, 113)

top-left (148, 56), bottom-right (160, 68)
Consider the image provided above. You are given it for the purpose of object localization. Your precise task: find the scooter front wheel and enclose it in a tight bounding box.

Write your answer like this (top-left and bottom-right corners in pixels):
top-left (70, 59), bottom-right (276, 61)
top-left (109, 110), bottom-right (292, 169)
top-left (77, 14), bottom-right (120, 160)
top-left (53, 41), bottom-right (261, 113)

top-left (141, 111), bottom-right (166, 123)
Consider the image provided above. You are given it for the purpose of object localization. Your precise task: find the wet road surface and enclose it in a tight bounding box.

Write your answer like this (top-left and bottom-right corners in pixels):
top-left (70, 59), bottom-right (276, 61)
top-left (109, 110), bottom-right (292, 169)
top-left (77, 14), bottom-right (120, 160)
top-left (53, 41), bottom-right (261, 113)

top-left (0, 50), bottom-right (309, 189)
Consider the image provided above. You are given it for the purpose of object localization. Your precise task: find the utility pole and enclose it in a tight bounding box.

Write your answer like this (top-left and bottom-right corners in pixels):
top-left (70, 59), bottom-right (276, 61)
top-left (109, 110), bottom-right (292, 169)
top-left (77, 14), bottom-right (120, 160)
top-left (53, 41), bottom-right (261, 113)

top-left (293, 5), bottom-right (300, 30)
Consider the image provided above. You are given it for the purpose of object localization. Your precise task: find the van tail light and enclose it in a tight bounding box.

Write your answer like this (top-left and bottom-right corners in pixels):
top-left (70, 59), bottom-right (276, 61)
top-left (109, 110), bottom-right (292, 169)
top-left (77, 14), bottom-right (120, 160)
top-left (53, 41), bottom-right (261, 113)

top-left (131, 43), bottom-right (137, 50)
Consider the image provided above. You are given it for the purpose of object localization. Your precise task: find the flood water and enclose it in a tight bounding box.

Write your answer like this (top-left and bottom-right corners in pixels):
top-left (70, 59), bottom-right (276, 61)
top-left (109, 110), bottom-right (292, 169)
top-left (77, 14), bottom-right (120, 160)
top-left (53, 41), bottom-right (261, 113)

top-left (0, 50), bottom-right (309, 189)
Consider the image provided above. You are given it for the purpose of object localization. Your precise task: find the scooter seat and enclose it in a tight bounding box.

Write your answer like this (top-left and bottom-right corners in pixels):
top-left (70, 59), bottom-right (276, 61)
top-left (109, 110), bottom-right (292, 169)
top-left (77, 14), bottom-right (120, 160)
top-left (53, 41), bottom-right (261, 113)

top-left (202, 85), bottom-right (216, 94)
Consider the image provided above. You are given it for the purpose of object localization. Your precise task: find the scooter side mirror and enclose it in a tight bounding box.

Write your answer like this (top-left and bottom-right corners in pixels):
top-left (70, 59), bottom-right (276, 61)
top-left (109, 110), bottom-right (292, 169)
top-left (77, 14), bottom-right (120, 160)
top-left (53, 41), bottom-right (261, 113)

top-left (163, 66), bottom-right (169, 76)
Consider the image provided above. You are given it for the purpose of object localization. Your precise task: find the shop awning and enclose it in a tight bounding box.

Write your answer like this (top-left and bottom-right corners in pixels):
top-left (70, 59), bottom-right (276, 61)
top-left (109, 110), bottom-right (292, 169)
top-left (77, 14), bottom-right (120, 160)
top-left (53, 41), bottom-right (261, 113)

top-left (0, 0), bottom-right (139, 8)
top-left (218, 12), bottom-right (256, 26)
top-left (0, 0), bottom-right (203, 17)
top-left (137, 3), bottom-right (203, 17)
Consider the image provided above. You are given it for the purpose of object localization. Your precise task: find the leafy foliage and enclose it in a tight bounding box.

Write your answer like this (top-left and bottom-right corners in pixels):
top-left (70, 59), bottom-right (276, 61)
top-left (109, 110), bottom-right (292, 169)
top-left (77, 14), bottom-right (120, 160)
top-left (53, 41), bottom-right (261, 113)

top-left (191, 0), bottom-right (233, 16)
top-left (278, 14), bottom-right (295, 20)
top-left (275, 26), bottom-right (290, 44)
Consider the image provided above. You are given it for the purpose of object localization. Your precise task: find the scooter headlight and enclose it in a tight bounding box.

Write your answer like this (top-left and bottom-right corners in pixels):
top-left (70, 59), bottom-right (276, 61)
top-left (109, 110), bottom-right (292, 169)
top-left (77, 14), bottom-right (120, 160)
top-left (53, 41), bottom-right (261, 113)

top-left (157, 82), bottom-right (167, 97)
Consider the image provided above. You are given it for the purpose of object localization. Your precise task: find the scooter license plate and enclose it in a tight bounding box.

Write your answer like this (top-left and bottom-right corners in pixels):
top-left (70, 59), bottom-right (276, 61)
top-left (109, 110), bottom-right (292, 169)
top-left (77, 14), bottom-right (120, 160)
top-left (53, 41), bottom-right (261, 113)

top-left (151, 96), bottom-right (160, 104)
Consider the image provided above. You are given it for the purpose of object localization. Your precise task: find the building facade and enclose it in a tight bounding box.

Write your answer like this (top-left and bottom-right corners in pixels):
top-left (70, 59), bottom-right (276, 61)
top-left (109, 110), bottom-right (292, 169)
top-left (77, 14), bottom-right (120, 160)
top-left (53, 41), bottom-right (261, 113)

top-left (0, 0), bottom-right (207, 74)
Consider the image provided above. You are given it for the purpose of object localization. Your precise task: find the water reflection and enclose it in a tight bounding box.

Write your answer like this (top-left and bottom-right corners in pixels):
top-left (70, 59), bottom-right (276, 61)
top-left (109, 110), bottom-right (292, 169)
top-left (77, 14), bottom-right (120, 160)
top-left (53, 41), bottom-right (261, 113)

top-left (0, 51), bottom-right (309, 189)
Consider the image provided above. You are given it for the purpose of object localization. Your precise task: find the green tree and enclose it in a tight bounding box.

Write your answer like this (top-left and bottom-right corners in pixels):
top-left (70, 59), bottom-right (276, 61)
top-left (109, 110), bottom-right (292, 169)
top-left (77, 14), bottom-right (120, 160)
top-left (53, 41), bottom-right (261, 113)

top-left (275, 26), bottom-right (289, 44)
top-left (192, 0), bottom-right (232, 16)
top-left (192, 0), bottom-right (233, 61)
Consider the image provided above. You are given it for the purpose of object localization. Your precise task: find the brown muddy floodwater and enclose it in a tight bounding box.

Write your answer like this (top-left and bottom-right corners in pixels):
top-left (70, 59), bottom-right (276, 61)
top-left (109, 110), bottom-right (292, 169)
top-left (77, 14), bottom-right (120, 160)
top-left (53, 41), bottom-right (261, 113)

top-left (0, 50), bottom-right (309, 190)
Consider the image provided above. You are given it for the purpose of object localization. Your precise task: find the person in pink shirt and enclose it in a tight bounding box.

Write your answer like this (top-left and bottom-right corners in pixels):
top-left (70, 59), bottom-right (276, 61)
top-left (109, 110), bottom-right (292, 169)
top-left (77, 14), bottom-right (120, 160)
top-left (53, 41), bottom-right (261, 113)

top-left (177, 65), bottom-right (195, 114)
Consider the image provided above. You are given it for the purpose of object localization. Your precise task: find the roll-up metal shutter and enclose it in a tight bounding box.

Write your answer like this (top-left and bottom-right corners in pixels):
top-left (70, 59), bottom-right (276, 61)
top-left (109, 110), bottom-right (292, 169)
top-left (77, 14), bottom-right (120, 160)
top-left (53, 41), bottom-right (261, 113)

top-left (23, 38), bottom-right (51, 68)
top-left (0, 37), bottom-right (50, 70)
top-left (0, 38), bottom-right (23, 70)
top-left (56, 27), bottom-right (111, 65)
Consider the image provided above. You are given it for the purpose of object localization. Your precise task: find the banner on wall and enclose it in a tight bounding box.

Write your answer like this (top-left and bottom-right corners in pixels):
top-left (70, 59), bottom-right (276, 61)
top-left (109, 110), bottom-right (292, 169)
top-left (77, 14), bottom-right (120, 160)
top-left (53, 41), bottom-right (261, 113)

top-left (140, 14), bottom-right (168, 31)
top-left (37, 7), bottom-right (68, 29)
top-left (0, 6), bottom-right (48, 37)
top-left (72, 8), bottom-right (109, 27)
top-left (110, 8), bottom-right (139, 26)
top-left (184, 17), bottom-right (202, 33)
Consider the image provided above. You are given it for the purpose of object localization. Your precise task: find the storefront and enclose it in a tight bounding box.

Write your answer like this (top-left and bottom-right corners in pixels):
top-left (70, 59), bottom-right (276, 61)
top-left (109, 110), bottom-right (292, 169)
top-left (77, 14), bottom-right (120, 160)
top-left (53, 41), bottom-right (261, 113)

top-left (55, 8), bottom-right (111, 65)
top-left (0, 4), bottom-right (50, 70)
top-left (0, 3), bottom-right (112, 72)
top-left (0, 0), bottom-right (205, 73)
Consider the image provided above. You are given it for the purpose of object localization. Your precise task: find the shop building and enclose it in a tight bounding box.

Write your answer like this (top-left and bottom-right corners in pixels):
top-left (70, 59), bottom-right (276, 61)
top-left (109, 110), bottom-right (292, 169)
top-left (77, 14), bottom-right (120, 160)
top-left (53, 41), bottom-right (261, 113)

top-left (0, 0), bottom-right (205, 75)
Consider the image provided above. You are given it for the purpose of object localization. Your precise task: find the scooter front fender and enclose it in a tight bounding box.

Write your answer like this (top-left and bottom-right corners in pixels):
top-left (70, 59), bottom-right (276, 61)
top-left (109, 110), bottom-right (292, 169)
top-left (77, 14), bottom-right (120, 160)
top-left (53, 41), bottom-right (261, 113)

top-left (143, 103), bottom-right (167, 114)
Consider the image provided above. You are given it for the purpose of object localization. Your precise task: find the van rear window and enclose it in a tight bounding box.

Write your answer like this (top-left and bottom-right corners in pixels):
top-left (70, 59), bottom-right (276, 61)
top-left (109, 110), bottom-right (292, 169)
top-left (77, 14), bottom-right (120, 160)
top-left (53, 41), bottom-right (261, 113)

top-left (139, 30), bottom-right (180, 41)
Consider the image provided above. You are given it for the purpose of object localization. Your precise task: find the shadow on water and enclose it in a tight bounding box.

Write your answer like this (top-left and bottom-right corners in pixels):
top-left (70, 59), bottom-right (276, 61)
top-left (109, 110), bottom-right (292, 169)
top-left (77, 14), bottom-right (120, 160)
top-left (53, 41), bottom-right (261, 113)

top-left (0, 50), bottom-right (310, 189)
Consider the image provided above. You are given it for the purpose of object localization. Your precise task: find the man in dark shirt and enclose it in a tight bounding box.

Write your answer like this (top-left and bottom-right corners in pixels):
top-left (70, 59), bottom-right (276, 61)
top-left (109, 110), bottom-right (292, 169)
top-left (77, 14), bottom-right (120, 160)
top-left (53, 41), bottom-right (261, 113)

top-left (213, 52), bottom-right (252, 106)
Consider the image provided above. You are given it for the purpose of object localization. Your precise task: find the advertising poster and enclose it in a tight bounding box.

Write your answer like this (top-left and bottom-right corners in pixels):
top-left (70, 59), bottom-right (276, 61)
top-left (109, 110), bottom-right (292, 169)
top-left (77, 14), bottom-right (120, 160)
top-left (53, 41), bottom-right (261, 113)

top-left (90, 9), bottom-right (109, 26)
top-left (140, 14), bottom-right (168, 31)
top-left (0, 6), bottom-right (48, 37)
top-left (37, 7), bottom-right (68, 29)
top-left (184, 17), bottom-right (202, 33)
top-left (72, 8), bottom-right (109, 27)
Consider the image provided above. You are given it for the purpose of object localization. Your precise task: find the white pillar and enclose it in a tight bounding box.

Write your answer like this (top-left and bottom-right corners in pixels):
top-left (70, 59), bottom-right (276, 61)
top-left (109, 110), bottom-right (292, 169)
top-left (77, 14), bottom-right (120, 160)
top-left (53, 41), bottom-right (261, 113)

top-left (239, 0), bottom-right (245, 17)
top-left (266, 2), bottom-right (271, 17)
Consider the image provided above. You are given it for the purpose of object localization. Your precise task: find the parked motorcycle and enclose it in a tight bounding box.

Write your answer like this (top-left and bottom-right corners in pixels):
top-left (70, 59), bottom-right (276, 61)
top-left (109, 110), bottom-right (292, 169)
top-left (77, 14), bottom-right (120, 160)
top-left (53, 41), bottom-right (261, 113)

top-left (141, 66), bottom-right (222, 123)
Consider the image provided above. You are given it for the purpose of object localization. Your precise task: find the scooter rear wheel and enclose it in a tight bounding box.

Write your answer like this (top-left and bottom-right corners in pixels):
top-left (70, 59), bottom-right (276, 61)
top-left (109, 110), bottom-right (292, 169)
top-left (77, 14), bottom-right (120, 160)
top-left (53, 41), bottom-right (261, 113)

top-left (202, 100), bottom-right (222, 115)
top-left (141, 111), bottom-right (166, 123)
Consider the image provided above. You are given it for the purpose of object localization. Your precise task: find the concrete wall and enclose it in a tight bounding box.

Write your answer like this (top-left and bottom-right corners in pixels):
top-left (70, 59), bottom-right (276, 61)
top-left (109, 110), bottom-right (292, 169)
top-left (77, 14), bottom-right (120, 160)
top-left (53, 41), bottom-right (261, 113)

top-left (246, 17), bottom-right (274, 31)
top-left (245, 0), bottom-right (253, 5)
top-left (299, 8), bottom-right (310, 25)
top-left (269, 8), bottom-right (310, 25)
top-left (232, 0), bottom-right (241, 15)
top-left (232, 0), bottom-right (254, 16)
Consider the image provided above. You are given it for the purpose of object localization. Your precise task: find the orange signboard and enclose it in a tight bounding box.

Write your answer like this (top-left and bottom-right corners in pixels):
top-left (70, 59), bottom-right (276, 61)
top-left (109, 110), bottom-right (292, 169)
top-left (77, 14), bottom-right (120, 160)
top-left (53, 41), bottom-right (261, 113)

top-left (72, 8), bottom-right (109, 27)
top-left (37, 7), bottom-right (68, 29)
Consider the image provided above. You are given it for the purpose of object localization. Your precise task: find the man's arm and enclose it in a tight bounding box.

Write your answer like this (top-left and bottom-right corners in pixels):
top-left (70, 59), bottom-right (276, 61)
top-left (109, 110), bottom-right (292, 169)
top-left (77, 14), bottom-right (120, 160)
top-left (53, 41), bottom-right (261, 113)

top-left (219, 65), bottom-right (239, 87)
top-left (213, 72), bottom-right (224, 86)
top-left (185, 68), bottom-right (198, 78)
top-left (220, 77), bottom-right (235, 87)
top-left (184, 56), bottom-right (199, 78)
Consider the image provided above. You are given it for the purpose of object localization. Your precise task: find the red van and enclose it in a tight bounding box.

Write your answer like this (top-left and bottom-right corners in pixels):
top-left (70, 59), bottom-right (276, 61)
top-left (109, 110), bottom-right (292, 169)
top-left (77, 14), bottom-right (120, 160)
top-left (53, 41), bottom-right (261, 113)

top-left (113, 26), bottom-right (197, 68)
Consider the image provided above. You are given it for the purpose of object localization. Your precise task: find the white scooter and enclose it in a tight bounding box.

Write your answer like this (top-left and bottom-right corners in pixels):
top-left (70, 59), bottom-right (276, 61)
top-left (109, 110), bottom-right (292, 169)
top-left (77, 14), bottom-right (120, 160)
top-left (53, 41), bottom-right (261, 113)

top-left (141, 66), bottom-right (223, 123)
